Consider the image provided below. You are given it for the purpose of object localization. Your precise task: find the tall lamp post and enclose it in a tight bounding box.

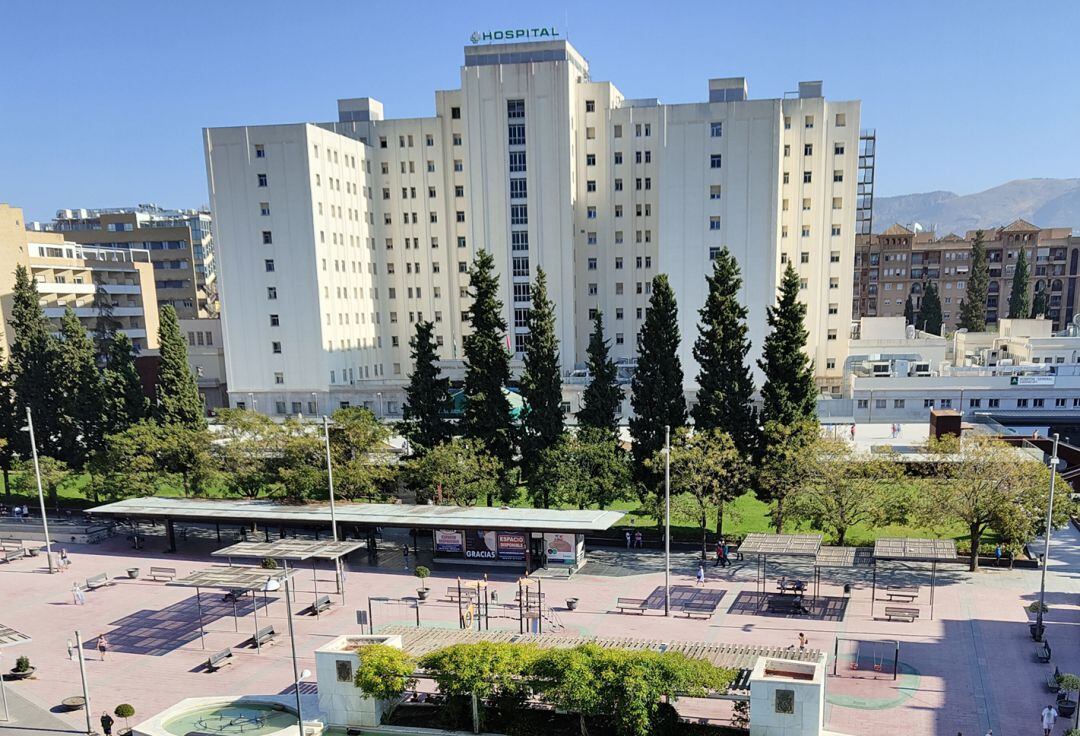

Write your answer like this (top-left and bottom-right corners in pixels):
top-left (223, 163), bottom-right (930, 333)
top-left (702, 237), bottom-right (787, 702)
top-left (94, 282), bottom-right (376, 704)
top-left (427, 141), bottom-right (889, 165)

top-left (1035, 433), bottom-right (1059, 640)
top-left (663, 425), bottom-right (671, 617)
top-left (23, 409), bottom-right (54, 573)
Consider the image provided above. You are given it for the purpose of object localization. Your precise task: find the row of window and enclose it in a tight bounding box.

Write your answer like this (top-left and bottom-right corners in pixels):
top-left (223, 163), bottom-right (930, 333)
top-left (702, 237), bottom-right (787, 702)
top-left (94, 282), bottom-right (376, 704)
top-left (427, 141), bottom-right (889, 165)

top-left (858, 397), bottom-right (1080, 410)
top-left (381, 184), bottom-right (466, 199)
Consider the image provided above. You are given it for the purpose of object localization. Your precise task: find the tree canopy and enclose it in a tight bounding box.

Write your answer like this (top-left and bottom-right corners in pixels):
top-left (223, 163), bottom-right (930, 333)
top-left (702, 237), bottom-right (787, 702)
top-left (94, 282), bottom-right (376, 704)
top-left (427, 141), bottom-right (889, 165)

top-left (519, 268), bottom-right (563, 488)
top-left (918, 282), bottom-right (943, 336)
top-left (153, 305), bottom-right (206, 430)
top-left (402, 320), bottom-right (451, 455)
top-left (958, 229), bottom-right (988, 331)
top-left (405, 437), bottom-right (502, 506)
top-left (577, 311), bottom-right (621, 434)
top-left (1007, 246), bottom-right (1031, 319)
top-left (758, 263), bottom-right (816, 429)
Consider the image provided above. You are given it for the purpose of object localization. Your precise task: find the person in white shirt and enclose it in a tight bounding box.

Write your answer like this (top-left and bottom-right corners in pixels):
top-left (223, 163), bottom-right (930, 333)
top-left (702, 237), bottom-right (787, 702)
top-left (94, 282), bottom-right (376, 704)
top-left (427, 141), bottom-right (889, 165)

top-left (1042, 703), bottom-right (1058, 736)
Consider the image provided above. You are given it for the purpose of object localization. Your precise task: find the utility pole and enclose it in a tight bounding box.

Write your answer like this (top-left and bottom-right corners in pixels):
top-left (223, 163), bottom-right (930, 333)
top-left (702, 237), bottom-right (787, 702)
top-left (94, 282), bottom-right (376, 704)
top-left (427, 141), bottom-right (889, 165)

top-left (1035, 433), bottom-right (1059, 639)
top-left (74, 631), bottom-right (93, 735)
top-left (25, 409), bottom-right (54, 573)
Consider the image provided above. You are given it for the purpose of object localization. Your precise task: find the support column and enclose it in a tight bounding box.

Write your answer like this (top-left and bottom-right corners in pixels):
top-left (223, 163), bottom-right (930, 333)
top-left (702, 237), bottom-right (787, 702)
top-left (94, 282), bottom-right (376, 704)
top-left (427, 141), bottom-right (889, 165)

top-left (166, 519), bottom-right (177, 553)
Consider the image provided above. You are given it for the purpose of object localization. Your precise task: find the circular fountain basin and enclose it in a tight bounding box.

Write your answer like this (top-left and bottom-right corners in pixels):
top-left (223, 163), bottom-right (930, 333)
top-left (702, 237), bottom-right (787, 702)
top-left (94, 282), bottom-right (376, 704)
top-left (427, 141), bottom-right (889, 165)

top-left (161, 701), bottom-right (297, 736)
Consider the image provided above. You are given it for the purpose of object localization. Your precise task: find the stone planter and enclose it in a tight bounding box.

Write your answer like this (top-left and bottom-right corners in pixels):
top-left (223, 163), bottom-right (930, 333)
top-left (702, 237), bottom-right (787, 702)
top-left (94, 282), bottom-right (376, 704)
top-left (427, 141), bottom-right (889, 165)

top-left (1057, 698), bottom-right (1077, 719)
top-left (126, 568), bottom-right (140, 579)
top-left (566, 598), bottom-right (579, 611)
top-left (5, 666), bottom-right (35, 681)
top-left (1030, 622), bottom-right (1045, 641)
top-left (416, 588), bottom-right (428, 601)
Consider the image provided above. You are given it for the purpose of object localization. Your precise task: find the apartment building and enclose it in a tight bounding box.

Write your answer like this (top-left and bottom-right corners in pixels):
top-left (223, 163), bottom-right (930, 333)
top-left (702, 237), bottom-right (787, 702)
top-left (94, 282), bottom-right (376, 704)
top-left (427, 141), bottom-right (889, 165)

top-left (205, 38), bottom-right (860, 416)
top-left (180, 317), bottom-right (228, 412)
top-left (853, 220), bottom-right (1078, 333)
top-left (37, 204), bottom-right (217, 319)
top-left (0, 203), bottom-right (160, 351)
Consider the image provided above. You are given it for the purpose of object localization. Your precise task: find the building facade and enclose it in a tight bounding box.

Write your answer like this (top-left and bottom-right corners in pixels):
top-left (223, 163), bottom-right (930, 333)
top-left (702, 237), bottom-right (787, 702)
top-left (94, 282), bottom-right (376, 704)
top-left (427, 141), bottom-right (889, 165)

top-left (180, 317), bottom-right (228, 413)
top-left (37, 204), bottom-right (217, 319)
top-left (205, 39), bottom-right (860, 416)
top-left (853, 220), bottom-right (1078, 333)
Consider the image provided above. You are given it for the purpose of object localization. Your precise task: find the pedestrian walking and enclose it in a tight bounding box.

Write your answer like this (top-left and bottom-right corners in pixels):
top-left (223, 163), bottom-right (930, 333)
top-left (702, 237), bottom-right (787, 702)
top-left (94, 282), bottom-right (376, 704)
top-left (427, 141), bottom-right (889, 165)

top-left (634, 531), bottom-right (643, 548)
top-left (798, 632), bottom-right (808, 651)
top-left (13, 505), bottom-right (21, 522)
top-left (850, 424), bottom-right (856, 441)
top-left (72, 582), bottom-right (85, 605)
top-left (1041, 703), bottom-right (1058, 736)
top-left (59, 548), bottom-right (70, 572)
top-left (100, 712), bottom-right (114, 736)
top-left (720, 538), bottom-right (730, 567)
top-left (714, 539), bottom-right (723, 567)
top-left (67, 639), bottom-right (76, 661)
top-left (97, 634), bottom-right (108, 660)
top-left (994, 544), bottom-right (1002, 567)
top-left (696, 564), bottom-right (705, 587)
top-left (625, 531), bottom-right (632, 549)
top-left (21, 504), bottom-right (29, 521)
top-left (402, 543), bottom-right (410, 570)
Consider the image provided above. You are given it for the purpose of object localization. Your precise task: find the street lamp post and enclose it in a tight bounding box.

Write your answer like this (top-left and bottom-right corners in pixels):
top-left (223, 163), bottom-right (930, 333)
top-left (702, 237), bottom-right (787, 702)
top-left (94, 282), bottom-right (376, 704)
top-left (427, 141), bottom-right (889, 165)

top-left (281, 576), bottom-right (307, 730)
top-left (0, 651), bottom-right (9, 722)
top-left (323, 416), bottom-right (338, 541)
top-left (664, 425), bottom-right (671, 617)
top-left (1035, 433), bottom-right (1059, 639)
top-left (23, 409), bottom-right (54, 573)
top-left (74, 631), bottom-right (93, 736)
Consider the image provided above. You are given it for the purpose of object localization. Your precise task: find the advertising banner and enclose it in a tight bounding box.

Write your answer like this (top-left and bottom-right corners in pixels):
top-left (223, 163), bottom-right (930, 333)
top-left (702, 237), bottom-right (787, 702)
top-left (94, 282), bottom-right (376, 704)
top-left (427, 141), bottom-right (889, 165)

top-left (543, 532), bottom-right (577, 564)
top-left (464, 530), bottom-right (498, 559)
top-left (496, 531), bottom-right (527, 560)
top-left (435, 529), bottom-right (464, 553)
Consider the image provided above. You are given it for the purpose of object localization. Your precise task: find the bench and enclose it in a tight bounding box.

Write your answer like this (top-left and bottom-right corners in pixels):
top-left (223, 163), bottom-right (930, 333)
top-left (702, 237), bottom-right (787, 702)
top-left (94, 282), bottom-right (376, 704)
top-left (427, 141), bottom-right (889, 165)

top-left (1036, 640), bottom-right (1052, 663)
top-left (149, 566), bottom-right (177, 581)
top-left (616, 597), bottom-right (648, 614)
top-left (676, 600), bottom-right (718, 619)
top-left (1, 548), bottom-right (24, 563)
top-left (1047, 667), bottom-right (1062, 693)
top-left (884, 586), bottom-right (919, 602)
top-left (766, 596), bottom-right (809, 615)
top-left (85, 573), bottom-right (112, 590)
top-left (884, 606), bottom-right (919, 622)
top-left (308, 595), bottom-right (332, 615)
top-left (206, 648), bottom-right (233, 671)
top-left (222, 589), bottom-right (247, 603)
top-left (445, 587), bottom-right (478, 602)
top-left (248, 625), bottom-right (277, 648)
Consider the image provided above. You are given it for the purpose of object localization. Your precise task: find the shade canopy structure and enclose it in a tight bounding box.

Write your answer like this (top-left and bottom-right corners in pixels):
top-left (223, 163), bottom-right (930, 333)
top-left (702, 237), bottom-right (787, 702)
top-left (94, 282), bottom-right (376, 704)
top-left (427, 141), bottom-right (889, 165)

top-left (0, 624), bottom-right (31, 648)
top-left (870, 537), bottom-right (960, 620)
top-left (810, 546), bottom-right (873, 599)
top-left (738, 533), bottom-right (824, 557)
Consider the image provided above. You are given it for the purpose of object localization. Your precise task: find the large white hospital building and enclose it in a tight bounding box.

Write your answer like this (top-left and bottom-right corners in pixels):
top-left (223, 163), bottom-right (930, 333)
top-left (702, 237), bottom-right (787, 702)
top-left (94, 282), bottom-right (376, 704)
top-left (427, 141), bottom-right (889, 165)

top-left (204, 37), bottom-right (860, 417)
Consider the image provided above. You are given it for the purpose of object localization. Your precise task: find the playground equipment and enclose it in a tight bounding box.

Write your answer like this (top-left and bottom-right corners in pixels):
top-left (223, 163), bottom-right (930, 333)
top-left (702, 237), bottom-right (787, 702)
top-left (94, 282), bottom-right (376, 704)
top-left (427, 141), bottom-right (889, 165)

top-left (832, 637), bottom-right (899, 680)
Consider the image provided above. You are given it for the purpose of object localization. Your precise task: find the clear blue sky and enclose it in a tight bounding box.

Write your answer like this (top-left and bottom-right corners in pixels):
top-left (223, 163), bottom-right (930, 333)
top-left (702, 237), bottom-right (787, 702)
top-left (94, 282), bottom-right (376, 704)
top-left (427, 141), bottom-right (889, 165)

top-left (3, 0), bottom-right (1078, 222)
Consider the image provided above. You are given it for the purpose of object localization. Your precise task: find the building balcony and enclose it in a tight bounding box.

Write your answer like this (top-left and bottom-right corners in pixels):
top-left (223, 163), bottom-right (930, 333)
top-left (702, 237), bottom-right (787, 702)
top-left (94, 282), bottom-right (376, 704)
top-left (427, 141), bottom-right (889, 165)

top-left (43, 306), bottom-right (144, 318)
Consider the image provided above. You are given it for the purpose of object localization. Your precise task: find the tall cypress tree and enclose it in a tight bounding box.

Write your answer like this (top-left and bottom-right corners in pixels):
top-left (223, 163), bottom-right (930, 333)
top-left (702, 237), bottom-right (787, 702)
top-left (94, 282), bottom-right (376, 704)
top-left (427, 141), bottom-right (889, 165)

top-left (629, 274), bottom-right (686, 491)
top-left (8, 264), bottom-right (60, 457)
top-left (461, 250), bottom-right (515, 500)
top-left (1032, 287), bottom-right (1049, 319)
top-left (959, 230), bottom-right (988, 331)
top-left (578, 311), bottom-right (621, 434)
top-left (92, 282), bottom-right (121, 365)
top-left (1007, 247), bottom-right (1031, 319)
top-left (402, 320), bottom-right (451, 455)
top-left (692, 248), bottom-right (757, 457)
top-left (153, 305), bottom-right (206, 429)
top-left (56, 308), bottom-right (105, 466)
top-left (102, 331), bottom-right (148, 436)
top-left (758, 263), bottom-right (816, 428)
top-left (519, 268), bottom-right (563, 496)
top-left (903, 294), bottom-right (915, 326)
top-left (918, 282), bottom-right (943, 335)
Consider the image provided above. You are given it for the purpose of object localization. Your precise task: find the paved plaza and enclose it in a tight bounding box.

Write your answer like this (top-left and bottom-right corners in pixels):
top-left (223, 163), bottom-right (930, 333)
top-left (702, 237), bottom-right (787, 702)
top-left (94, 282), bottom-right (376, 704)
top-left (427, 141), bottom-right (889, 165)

top-left (1, 523), bottom-right (1078, 736)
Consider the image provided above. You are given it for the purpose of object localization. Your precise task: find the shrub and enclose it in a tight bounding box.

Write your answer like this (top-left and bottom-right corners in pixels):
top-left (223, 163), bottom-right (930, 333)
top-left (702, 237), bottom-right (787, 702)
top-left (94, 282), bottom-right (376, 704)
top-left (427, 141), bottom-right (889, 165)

top-left (413, 566), bottom-right (431, 585)
top-left (1058, 673), bottom-right (1080, 698)
top-left (354, 644), bottom-right (416, 701)
top-left (1027, 601), bottom-right (1050, 613)
top-left (419, 642), bottom-right (538, 730)
top-left (260, 557), bottom-right (279, 570)
top-left (14, 656), bottom-right (30, 673)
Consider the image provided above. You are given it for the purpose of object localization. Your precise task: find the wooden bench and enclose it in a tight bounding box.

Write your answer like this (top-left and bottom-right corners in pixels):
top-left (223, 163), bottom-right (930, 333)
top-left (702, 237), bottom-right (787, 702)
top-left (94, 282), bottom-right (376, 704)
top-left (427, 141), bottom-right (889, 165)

top-left (884, 586), bottom-right (919, 602)
top-left (149, 566), bottom-right (177, 581)
top-left (206, 648), bottom-right (233, 671)
top-left (1046, 667), bottom-right (1062, 693)
top-left (1036, 640), bottom-right (1052, 663)
top-left (1, 548), bottom-right (24, 563)
top-left (445, 587), bottom-right (478, 602)
top-left (616, 597), bottom-right (648, 614)
top-left (308, 595), bottom-right (332, 615)
top-left (676, 600), bottom-right (718, 619)
top-left (884, 606), bottom-right (919, 622)
top-left (85, 573), bottom-right (112, 590)
top-left (222, 589), bottom-right (247, 603)
top-left (248, 625), bottom-right (277, 648)
top-left (766, 596), bottom-right (809, 615)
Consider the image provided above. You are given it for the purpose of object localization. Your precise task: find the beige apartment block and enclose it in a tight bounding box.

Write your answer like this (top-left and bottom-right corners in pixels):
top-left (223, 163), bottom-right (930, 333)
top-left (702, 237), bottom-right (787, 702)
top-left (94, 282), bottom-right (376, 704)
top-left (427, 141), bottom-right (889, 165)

top-left (854, 219), bottom-right (1078, 333)
top-left (0, 203), bottom-right (160, 351)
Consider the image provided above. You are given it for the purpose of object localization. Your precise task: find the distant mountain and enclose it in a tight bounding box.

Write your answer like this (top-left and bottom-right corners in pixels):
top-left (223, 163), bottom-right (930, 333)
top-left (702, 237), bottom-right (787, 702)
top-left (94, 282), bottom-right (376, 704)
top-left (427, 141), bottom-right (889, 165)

top-left (873, 178), bottom-right (1080, 235)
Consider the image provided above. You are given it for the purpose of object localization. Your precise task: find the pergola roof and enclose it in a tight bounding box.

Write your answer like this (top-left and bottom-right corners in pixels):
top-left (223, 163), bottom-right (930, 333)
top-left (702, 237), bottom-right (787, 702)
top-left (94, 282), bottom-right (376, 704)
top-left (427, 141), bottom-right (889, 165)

top-left (813, 546), bottom-right (873, 568)
top-left (738, 533), bottom-right (823, 557)
top-left (88, 497), bottom-right (623, 533)
top-left (212, 539), bottom-right (365, 561)
top-left (380, 625), bottom-right (821, 673)
top-left (873, 537), bottom-right (958, 562)
top-left (168, 565), bottom-right (296, 591)
top-left (0, 624), bottom-right (31, 648)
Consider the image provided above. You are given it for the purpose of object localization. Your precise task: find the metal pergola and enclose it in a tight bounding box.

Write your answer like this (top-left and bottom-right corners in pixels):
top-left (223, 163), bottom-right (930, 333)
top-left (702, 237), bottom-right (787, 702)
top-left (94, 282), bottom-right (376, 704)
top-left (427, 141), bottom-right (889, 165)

top-left (870, 538), bottom-right (958, 620)
top-left (811, 546), bottom-right (874, 599)
top-left (211, 539), bottom-right (363, 614)
top-left (0, 624), bottom-right (31, 722)
top-left (168, 566), bottom-right (296, 652)
top-left (737, 533), bottom-right (824, 595)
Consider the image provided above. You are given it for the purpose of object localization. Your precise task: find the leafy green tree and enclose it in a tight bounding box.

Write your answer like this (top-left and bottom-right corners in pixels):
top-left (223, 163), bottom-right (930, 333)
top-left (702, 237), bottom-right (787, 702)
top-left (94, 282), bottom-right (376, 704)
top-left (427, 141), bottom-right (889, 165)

top-left (918, 282), bottom-right (943, 335)
top-left (519, 268), bottom-right (563, 492)
top-left (101, 332), bottom-right (148, 436)
top-left (275, 417), bottom-right (327, 502)
top-left (692, 249), bottom-right (758, 457)
top-left (1032, 287), bottom-right (1049, 318)
top-left (958, 229), bottom-right (988, 331)
top-left (759, 263), bottom-right (816, 429)
top-left (402, 320), bottom-right (451, 455)
top-left (405, 437), bottom-right (501, 506)
top-left (903, 293), bottom-right (915, 326)
top-left (328, 407), bottom-right (394, 502)
top-left (419, 642), bottom-right (538, 731)
top-left (152, 305), bottom-right (206, 430)
top-left (530, 428), bottom-right (630, 510)
top-left (155, 423), bottom-right (213, 496)
top-left (1008, 247), bottom-right (1031, 319)
top-left (577, 311), bottom-right (621, 434)
top-left (8, 264), bottom-right (60, 458)
top-left (655, 428), bottom-right (746, 556)
top-left (353, 644), bottom-right (417, 701)
top-left (756, 419), bottom-right (818, 532)
top-left (630, 275), bottom-right (686, 494)
top-left (212, 410), bottom-right (285, 498)
top-left (11, 456), bottom-right (71, 512)
top-left (461, 251), bottom-right (514, 502)
top-left (89, 423), bottom-right (174, 501)
top-left (55, 308), bottom-right (104, 466)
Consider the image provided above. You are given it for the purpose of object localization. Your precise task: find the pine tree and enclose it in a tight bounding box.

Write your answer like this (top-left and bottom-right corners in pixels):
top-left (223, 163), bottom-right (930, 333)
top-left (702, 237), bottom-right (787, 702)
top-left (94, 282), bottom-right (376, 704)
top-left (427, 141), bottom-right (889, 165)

top-left (461, 250), bottom-right (515, 500)
top-left (152, 305), bottom-right (206, 429)
top-left (519, 268), bottom-right (563, 494)
top-left (578, 311), bottom-right (621, 434)
top-left (758, 263), bottom-right (816, 428)
top-left (918, 282), bottom-right (944, 335)
top-left (92, 282), bottom-right (121, 364)
top-left (8, 264), bottom-right (60, 458)
top-left (692, 248), bottom-right (758, 457)
top-left (629, 274), bottom-right (686, 491)
top-left (56, 308), bottom-right (105, 466)
top-left (1032, 288), bottom-right (1049, 318)
top-left (903, 294), bottom-right (915, 326)
top-left (102, 332), bottom-right (148, 436)
top-left (959, 230), bottom-right (988, 331)
top-left (1007, 247), bottom-right (1031, 319)
top-left (402, 320), bottom-right (451, 455)
top-left (0, 354), bottom-right (17, 503)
